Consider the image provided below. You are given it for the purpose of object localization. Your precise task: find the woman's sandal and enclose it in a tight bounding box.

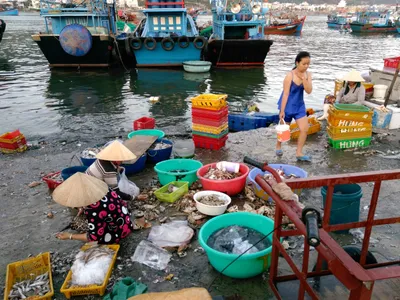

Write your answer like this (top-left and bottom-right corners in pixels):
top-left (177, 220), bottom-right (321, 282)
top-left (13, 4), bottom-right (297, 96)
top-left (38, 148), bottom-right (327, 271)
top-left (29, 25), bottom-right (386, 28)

top-left (296, 155), bottom-right (312, 162)
top-left (276, 149), bottom-right (283, 157)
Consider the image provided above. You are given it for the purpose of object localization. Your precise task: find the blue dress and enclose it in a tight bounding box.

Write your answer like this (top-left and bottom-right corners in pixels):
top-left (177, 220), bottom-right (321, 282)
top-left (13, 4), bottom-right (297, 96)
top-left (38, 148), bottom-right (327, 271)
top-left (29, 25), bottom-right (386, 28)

top-left (277, 72), bottom-right (306, 122)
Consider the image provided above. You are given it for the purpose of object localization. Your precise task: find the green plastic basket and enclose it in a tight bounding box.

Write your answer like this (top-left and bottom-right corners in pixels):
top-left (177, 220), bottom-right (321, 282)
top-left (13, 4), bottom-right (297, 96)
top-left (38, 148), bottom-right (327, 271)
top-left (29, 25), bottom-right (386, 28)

top-left (333, 104), bottom-right (370, 112)
top-left (329, 137), bottom-right (371, 149)
top-left (154, 159), bottom-right (203, 185)
top-left (192, 129), bottom-right (229, 139)
top-left (127, 129), bottom-right (165, 141)
top-left (154, 181), bottom-right (189, 203)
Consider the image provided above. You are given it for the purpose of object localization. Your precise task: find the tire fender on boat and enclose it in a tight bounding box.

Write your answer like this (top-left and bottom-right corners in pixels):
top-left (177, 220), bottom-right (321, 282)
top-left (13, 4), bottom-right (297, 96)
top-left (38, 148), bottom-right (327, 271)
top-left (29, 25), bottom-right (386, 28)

top-left (161, 37), bottom-right (174, 51)
top-left (130, 37), bottom-right (142, 50)
top-left (193, 36), bottom-right (207, 50)
top-left (144, 37), bottom-right (157, 51)
top-left (59, 24), bottom-right (93, 57)
top-left (178, 35), bottom-right (190, 48)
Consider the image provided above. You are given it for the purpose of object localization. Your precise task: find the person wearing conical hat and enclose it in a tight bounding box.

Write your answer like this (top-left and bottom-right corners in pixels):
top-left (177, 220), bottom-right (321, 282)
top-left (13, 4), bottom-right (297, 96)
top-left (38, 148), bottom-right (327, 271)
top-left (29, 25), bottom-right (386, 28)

top-left (55, 173), bottom-right (134, 243)
top-left (85, 140), bottom-right (137, 201)
top-left (336, 70), bottom-right (366, 105)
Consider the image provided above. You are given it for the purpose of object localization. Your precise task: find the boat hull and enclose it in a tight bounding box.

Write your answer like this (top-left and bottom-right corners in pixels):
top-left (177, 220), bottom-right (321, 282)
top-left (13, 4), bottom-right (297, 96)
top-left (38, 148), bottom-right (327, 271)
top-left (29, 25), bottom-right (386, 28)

top-left (350, 23), bottom-right (397, 34)
top-left (0, 9), bottom-right (18, 16)
top-left (296, 16), bottom-right (306, 33)
top-left (203, 39), bottom-right (273, 67)
top-left (31, 34), bottom-right (114, 67)
top-left (0, 19), bottom-right (5, 43)
top-left (131, 37), bottom-right (203, 67)
top-left (327, 21), bottom-right (349, 29)
top-left (264, 24), bottom-right (298, 35)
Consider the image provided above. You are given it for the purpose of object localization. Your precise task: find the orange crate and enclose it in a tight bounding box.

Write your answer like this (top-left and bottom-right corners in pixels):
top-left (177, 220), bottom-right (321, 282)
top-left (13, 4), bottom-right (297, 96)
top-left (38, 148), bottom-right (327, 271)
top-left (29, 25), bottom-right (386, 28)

top-left (328, 122), bottom-right (372, 135)
top-left (327, 126), bottom-right (372, 140)
top-left (191, 94), bottom-right (228, 110)
top-left (328, 109), bottom-right (373, 127)
top-left (60, 244), bottom-right (120, 299)
top-left (5, 252), bottom-right (54, 300)
top-left (290, 117), bottom-right (321, 139)
top-left (192, 123), bottom-right (229, 135)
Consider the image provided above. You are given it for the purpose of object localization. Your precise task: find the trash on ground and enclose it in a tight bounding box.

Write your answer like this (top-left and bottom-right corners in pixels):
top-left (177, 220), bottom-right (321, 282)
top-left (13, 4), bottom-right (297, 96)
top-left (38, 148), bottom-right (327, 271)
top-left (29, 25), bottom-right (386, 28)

top-left (28, 181), bottom-right (42, 188)
top-left (8, 272), bottom-right (50, 299)
top-left (70, 245), bottom-right (115, 286)
top-left (349, 228), bottom-right (379, 244)
top-left (148, 220), bottom-right (194, 248)
top-left (207, 225), bottom-right (271, 254)
top-left (131, 240), bottom-right (172, 270)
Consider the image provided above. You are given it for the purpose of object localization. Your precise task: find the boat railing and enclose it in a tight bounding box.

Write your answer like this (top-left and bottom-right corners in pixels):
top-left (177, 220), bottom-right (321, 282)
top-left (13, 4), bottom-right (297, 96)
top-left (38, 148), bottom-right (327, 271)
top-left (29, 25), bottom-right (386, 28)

top-left (145, 0), bottom-right (185, 9)
top-left (39, 0), bottom-right (110, 15)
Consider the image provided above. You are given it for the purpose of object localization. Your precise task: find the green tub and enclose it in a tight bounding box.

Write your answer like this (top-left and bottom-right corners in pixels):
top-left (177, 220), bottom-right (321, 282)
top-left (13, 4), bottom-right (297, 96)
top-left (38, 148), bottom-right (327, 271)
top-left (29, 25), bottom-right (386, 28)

top-left (154, 159), bottom-right (202, 185)
top-left (127, 129), bottom-right (165, 142)
top-left (198, 212), bottom-right (274, 279)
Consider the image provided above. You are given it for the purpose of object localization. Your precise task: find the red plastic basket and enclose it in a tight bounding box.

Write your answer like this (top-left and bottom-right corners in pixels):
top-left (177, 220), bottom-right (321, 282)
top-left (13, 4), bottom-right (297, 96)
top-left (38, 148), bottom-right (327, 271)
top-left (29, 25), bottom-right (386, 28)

top-left (0, 130), bottom-right (27, 150)
top-left (383, 56), bottom-right (400, 69)
top-left (192, 106), bottom-right (229, 120)
top-left (192, 134), bottom-right (228, 150)
top-left (42, 171), bottom-right (63, 189)
top-left (192, 116), bottom-right (228, 127)
top-left (133, 117), bottom-right (155, 130)
top-left (197, 162), bottom-right (250, 195)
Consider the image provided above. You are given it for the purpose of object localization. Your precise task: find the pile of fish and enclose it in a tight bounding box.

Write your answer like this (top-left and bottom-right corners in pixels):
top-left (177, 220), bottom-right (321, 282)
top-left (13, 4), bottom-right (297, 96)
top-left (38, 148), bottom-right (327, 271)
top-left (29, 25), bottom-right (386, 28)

top-left (81, 147), bottom-right (102, 159)
top-left (167, 184), bottom-right (180, 193)
top-left (203, 167), bottom-right (242, 180)
top-left (263, 167), bottom-right (299, 181)
top-left (150, 142), bottom-right (172, 150)
top-left (70, 245), bottom-right (115, 287)
top-left (197, 194), bottom-right (226, 206)
top-left (8, 272), bottom-right (50, 299)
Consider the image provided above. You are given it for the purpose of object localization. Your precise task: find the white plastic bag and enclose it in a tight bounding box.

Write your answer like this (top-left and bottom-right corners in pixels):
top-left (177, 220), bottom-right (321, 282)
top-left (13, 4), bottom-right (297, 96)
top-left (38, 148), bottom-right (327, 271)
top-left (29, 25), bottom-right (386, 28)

top-left (148, 220), bottom-right (194, 247)
top-left (118, 167), bottom-right (140, 198)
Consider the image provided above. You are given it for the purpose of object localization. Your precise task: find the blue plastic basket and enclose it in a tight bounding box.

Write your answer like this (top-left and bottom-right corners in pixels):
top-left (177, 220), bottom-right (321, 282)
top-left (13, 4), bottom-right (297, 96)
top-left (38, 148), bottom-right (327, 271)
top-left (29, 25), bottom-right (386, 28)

top-left (80, 156), bottom-right (96, 167)
top-left (147, 139), bottom-right (173, 164)
top-left (228, 114), bottom-right (267, 132)
top-left (61, 166), bottom-right (88, 180)
top-left (122, 154), bottom-right (147, 175)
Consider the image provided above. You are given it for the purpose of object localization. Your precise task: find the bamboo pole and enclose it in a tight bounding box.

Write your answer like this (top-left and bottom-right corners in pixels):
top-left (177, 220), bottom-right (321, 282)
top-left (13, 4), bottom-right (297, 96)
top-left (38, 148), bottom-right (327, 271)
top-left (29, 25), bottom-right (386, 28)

top-left (384, 60), bottom-right (400, 107)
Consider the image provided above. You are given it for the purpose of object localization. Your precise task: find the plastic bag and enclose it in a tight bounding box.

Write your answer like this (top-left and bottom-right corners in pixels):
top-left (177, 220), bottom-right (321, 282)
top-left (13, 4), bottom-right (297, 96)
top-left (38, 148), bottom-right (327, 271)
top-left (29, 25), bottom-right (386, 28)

top-left (118, 167), bottom-right (140, 198)
top-left (148, 220), bottom-right (194, 248)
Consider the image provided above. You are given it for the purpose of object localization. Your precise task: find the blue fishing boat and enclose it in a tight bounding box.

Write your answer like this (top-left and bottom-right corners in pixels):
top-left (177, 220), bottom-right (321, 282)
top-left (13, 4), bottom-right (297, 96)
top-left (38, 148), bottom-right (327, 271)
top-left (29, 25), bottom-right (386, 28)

top-left (32, 0), bottom-right (129, 68)
top-left (0, 19), bottom-right (5, 43)
top-left (203, 0), bottom-right (273, 67)
top-left (126, 0), bottom-right (206, 67)
top-left (350, 11), bottom-right (397, 34)
top-left (327, 13), bottom-right (351, 29)
top-left (0, 5), bottom-right (18, 16)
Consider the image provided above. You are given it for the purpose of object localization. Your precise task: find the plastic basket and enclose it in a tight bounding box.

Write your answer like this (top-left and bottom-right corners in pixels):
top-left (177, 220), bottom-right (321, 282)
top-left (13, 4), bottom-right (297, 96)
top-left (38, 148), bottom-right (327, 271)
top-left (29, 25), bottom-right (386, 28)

top-left (328, 107), bottom-right (373, 127)
top-left (327, 122), bottom-right (372, 135)
top-left (383, 56), bottom-right (400, 69)
top-left (5, 252), bottom-right (54, 300)
top-left (329, 137), bottom-right (372, 149)
top-left (192, 123), bottom-right (228, 135)
top-left (0, 130), bottom-right (27, 152)
top-left (228, 114), bottom-right (267, 132)
top-left (328, 127), bottom-right (372, 140)
top-left (192, 128), bottom-right (229, 139)
top-left (333, 103), bottom-right (370, 112)
top-left (0, 145), bottom-right (27, 154)
top-left (192, 134), bottom-right (228, 150)
top-left (133, 117), bottom-right (155, 130)
top-left (192, 115), bottom-right (228, 127)
top-left (60, 244), bottom-right (120, 299)
top-left (42, 171), bottom-right (63, 189)
top-left (290, 117), bottom-right (321, 139)
top-left (191, 94), bottom-right (228, 111)
top-left (154, 181), bottom-right (189, 203)
top-left (192, 106), bottom-right (229, 119)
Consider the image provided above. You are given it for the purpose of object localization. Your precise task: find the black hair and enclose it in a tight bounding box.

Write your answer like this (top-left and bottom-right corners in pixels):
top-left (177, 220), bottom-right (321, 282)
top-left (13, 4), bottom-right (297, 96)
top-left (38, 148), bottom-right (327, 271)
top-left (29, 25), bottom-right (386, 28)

top-left (293, 51), bottom-right (310, 70)
top-left (344, 81), bottom-right (361, 95)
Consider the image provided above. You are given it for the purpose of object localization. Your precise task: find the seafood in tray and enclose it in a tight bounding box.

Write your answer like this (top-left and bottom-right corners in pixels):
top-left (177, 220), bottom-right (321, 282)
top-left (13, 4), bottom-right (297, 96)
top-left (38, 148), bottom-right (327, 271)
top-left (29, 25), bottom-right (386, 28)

top-left (203, 168), bottom-right (242, 180)
top-left (8, 272), bottom-right (50, 299)
top-left (197, 194), bottom-right (226, 206)
top-left (263, 167), bottom-right (299, 181)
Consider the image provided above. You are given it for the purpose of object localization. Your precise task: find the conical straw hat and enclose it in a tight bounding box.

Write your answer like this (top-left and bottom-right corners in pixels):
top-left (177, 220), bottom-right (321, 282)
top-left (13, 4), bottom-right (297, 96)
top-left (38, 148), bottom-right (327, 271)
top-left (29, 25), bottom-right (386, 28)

top-left (342, 70), bottom-right (365, 82)
top-left (53, 172), bottom-right (109, 207)
top-left (96, 140), bottom-right (136, 161)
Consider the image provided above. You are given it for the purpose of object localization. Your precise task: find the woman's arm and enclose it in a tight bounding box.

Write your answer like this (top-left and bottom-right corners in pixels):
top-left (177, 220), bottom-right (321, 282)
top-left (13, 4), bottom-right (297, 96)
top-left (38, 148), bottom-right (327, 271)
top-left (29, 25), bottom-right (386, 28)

top-left (336, 88), bottom-right (344, 103)
top-left (279, 73), bottom-right (292, 119)
top-left (55, 232), bottom-right (89, 242)
top-left (358, 85), bottom-right (366, 105)
top-left (303, 72), bottom-right (312, 94)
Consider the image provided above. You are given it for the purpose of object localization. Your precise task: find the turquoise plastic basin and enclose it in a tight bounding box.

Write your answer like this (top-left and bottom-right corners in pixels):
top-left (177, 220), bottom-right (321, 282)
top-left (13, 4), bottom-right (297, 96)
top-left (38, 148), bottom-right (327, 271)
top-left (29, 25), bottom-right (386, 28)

top-left (154, 159), bottom-right (203, 185)
top-left (198, 212), bottom-right (274, 278)
top-left (127, 129), bottom-right (165, 141)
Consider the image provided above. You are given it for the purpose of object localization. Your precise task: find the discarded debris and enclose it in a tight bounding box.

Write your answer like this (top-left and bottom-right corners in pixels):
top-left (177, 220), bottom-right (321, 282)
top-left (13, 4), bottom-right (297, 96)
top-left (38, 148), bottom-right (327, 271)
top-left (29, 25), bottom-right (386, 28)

top-left (164, 274), bottom-right (174, 281)
top-left (28, 181), bottom-right (42, 188)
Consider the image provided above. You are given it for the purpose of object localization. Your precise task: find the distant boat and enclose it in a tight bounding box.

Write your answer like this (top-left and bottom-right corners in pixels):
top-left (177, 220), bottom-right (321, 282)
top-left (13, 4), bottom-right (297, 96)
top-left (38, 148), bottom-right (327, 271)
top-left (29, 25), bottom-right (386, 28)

top-left (264, 16), bottom-right (306, 35)
top-left (0, 19), bottom-right (5, 43)
top-left (327, 13), bottom-right (351, 29)
top-left (350, 11), bottom-right (397, 34)
top-left (0, 6), bottom-right (18, 16)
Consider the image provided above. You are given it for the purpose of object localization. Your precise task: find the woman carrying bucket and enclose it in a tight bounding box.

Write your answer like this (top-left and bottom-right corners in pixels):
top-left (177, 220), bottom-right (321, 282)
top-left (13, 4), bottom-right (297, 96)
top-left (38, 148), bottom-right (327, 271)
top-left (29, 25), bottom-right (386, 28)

top-left (276, 51), bottom-right (313, 162)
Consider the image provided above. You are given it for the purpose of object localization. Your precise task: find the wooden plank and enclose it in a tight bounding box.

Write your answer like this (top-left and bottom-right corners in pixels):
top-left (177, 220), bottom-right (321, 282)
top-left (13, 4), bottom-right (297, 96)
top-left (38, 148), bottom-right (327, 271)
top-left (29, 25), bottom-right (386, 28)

top-left (123, 135), bottom-right (158, 164)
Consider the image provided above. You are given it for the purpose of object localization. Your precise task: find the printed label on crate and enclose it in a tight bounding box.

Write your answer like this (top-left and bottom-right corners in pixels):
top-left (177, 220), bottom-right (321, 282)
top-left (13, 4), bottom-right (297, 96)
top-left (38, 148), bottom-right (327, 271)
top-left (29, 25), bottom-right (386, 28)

top-left (339, 127), bottom-right (368, 133)
top-left (337, 120), bottom-right (365, 127)
top-left (339, 139), bottom-right (366, 149)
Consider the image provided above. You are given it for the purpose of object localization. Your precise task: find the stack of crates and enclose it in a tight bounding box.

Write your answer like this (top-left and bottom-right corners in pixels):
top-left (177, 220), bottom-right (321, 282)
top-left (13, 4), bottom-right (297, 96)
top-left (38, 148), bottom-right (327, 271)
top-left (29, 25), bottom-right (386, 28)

top-left (327, 104), bottom-right (373, 149)
top-left (0, 129), bottom-right (27, 154)
top-left (191, 94), bottom-right (229, 150)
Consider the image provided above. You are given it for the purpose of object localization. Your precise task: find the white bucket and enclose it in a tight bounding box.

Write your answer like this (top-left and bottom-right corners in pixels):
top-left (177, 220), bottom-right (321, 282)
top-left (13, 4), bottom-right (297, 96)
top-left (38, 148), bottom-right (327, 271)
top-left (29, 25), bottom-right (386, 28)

top-left (276, 119), bottom-right (290, 143)
top-left (373, 84), bottom-right (388, 99)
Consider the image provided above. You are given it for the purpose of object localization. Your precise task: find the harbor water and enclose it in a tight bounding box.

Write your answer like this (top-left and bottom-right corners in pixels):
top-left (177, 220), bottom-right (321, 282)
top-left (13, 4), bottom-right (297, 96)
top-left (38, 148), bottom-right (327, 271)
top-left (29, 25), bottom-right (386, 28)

top-left (1, 13), bottom-right (400, 141)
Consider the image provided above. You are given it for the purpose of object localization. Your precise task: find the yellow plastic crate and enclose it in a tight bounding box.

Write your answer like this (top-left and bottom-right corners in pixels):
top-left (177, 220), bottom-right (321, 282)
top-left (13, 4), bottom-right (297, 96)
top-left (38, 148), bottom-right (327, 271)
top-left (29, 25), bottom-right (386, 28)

top-left (328, 126), bottom-right (372, 140)
top-left (328, 122), bottom-right (372, 135)
top-left (60, 244), bottom-right (120, 299)
top-left (290, 117), bottom-right (321, 139)
top-left (191, 94), bottom-right (228, 110)
top-left (5, 252), bottom-right (54, 300)
top-left (328, 107), bottom-right (373, 127)
top-left (192, 123), bottom-right (229, 135)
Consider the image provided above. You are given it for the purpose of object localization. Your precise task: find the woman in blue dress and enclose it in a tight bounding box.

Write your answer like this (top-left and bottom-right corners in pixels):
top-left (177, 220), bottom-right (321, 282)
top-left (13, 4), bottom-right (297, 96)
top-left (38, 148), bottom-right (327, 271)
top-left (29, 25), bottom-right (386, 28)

top-left (276, 51), bottom-right (313, 162)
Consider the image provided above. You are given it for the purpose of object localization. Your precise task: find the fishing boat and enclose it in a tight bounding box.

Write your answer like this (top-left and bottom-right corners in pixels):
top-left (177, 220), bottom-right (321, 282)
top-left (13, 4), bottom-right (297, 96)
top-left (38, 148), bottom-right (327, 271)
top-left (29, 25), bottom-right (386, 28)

top-left (350, 11), bottom-right (397, 34)
top-left (31, 0), bottom-right (127, 68)
top-left (327, 13), bottom-right (351, 29)
top-left (203, 0), bottom-right (273, 67)
top-left (0, 19), bottom-right (5, 43)
top-left (264, 16), bottom-right (306, 35)
top-left (125, 0), bottom-right (206, 67)
top-left (0, 4), bottom-right (18, 16)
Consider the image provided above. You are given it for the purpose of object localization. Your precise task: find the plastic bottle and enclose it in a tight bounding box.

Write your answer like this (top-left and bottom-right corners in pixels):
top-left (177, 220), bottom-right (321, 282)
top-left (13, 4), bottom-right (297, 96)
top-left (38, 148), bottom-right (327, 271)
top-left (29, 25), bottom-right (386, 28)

top-left (216, 161), bottom-right (240, 173)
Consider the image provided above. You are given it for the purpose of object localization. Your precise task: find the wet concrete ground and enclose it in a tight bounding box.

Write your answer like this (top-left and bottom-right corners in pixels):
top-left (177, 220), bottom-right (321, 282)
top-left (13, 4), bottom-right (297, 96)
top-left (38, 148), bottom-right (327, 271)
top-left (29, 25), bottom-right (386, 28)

top-left (1, 125), bottom-right (400, 299)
